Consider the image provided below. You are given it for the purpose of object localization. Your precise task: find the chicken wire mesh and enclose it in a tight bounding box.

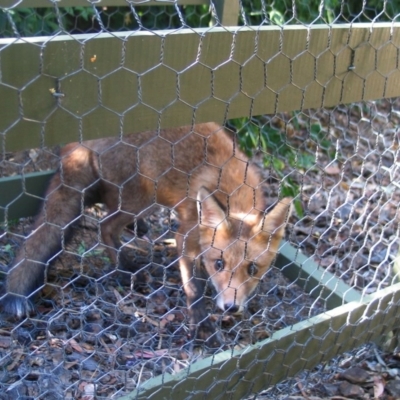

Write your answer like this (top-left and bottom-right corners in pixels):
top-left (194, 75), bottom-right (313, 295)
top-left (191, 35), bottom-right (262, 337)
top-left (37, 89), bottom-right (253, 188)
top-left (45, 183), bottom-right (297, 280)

top-left (0, 0), bottom-right (400, 399)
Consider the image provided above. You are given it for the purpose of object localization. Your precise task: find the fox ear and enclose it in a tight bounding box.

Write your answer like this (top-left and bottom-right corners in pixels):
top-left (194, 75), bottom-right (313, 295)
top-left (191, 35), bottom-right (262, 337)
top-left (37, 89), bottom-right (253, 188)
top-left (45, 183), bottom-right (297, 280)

top-left (197, 187), bottom-right (226, 228)
top-left (259, 197), bottom-right (293, 235)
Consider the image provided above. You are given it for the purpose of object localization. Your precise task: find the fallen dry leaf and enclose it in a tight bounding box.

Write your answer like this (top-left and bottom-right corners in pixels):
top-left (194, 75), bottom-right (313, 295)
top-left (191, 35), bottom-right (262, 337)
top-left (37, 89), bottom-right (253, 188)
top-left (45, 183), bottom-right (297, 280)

top-left (340, 366), bottom-right (371, 384)
top-left (160, 313), bottom-right (175, 328)
top-left (68, 338), bottom-right (85, 354)
top-left (79, 381), bottom-right (95, 400)
top-left (0, 336), bottom-right (11, 349)
top-left (324, 164), bottom-right (341, 175)
top-left (373, 375), bottom-right (385, 398)
top-left (339, 380), bottom-right (365, 398)
top-left (130, 349), bottom-right (169, 359)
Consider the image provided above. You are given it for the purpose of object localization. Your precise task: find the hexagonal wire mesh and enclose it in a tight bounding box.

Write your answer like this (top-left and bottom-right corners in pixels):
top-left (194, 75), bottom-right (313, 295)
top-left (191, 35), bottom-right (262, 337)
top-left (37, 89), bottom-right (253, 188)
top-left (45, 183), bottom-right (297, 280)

top-left (0, 0), bottom-right (400, 399)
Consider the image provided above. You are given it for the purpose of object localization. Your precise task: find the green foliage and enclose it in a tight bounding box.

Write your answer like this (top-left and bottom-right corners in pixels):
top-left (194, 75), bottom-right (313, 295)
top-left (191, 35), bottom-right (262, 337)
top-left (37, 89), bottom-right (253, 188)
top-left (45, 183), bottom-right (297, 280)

top-left (0, 6), bottom-right (95, 36)
top-left (240, 0), bottom-right (400, 25)
top-left (2, 1), bottom-right (400, 37)
top-left (1, 243), bottom-right (14, 256)
top-left (77, 242), bottom-right (110, 262)
top-left (231, 116), bottom-right (333, 217)
top-left (0, 243), bottom-right (14, 264)
top-left (0, 4), bottom-right (211, 37)
top-left (0, 219), bottom-right (21, 230)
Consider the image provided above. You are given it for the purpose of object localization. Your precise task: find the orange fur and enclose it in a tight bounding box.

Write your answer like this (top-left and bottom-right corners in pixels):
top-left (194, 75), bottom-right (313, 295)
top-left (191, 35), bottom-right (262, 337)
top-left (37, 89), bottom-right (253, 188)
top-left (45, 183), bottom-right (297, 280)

top-left (2, 123), bottom-right (291, 347)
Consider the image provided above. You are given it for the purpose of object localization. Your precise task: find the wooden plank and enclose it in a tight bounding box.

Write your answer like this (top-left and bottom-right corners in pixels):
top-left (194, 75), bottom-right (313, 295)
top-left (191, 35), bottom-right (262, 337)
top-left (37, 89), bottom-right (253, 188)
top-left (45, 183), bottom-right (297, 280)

top-left (276, 241), bottom-right (362, 309)
top-left (2, 0), bottom-right (208, 8)
top-left (1, 23), bottom-right (400, 152)
top-left (119, 282), bottom-right (400, 399)
top-left (0, 170), bottom-right (53, 223)
top-left (213, 0), bottom-right (239, 26)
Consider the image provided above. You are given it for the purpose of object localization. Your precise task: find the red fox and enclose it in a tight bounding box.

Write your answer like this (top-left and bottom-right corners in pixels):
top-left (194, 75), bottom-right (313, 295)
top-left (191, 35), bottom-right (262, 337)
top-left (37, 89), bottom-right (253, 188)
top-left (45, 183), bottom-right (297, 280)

top-left (1, 122), bottom-right (291, 347)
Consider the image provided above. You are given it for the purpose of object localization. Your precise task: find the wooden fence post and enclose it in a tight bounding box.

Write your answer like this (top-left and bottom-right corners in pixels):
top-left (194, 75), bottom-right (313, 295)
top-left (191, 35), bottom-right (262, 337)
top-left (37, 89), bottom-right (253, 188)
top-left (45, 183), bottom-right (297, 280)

top-left (213, 0), bottom-right (240, 26)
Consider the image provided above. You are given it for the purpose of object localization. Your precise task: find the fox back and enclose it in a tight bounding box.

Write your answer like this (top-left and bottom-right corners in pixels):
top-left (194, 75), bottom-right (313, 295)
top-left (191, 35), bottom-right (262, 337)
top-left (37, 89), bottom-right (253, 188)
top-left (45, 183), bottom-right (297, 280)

top-left (2, 122), bottom-right (291, 346)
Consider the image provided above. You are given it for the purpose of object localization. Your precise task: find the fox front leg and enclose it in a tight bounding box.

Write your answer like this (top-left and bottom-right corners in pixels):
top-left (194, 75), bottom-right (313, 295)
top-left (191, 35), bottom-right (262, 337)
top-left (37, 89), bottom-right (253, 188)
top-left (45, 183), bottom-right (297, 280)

top-left (176, 237), bottom-right (222, 349)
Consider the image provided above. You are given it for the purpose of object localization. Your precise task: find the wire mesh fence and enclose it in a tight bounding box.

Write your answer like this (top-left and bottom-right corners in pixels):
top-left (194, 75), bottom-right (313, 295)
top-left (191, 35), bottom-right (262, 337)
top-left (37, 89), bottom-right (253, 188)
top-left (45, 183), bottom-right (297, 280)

top-left (0, 1), bottom-right (400, 399)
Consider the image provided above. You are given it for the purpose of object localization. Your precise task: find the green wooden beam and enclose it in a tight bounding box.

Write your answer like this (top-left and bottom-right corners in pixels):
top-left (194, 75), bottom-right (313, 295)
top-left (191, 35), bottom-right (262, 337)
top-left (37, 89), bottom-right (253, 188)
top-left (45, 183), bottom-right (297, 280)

top-left (118, 282), bottom-right (400, 400)
top-left (2, 23), bottom-right (400, 152)
top-left (276, 241), bottom-right (362, 309)
top-left (213, 0), bottom-right (239, 26)
top-left (0, 170), bottom-right (54, 223)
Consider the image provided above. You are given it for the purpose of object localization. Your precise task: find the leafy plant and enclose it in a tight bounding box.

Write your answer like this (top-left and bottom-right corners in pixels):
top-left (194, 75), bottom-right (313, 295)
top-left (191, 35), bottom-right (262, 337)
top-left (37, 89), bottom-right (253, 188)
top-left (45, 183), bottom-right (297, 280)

top-left (0, 243), bottom-right (15, 265)
top-left (231, 116), bottom-right (332, 217)
top-left (0, 6), bottom-right (97, 36)
top-left (239, 0), bottom-right (400, 25)
top-left (3, 0), bottom-right (400, 38)
top-left (77, 242), bottom-right (110, 262)
top-left (0, 3), bottom-right (212, 37)
top-left (1, 243), bottom-right (14, 256)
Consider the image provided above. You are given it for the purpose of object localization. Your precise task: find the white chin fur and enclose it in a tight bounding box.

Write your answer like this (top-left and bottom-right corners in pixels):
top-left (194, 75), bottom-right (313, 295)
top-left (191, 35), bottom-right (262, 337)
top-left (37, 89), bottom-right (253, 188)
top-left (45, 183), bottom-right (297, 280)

top-left (216, 296), bottom-right (225, 311)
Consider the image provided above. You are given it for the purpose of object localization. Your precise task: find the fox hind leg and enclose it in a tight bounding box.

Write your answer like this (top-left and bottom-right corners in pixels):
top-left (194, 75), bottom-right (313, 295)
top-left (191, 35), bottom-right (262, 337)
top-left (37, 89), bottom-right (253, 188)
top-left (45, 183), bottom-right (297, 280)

top-left (2, 184), bottom-right (85, 317)
top-left (100, 211), bottom-right (137, 266)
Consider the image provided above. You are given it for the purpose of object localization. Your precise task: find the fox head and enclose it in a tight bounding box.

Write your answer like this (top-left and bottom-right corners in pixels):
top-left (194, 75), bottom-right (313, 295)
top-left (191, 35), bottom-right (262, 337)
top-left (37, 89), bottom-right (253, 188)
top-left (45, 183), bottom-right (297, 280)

top-left (197, 187), bottom-right (292, 314)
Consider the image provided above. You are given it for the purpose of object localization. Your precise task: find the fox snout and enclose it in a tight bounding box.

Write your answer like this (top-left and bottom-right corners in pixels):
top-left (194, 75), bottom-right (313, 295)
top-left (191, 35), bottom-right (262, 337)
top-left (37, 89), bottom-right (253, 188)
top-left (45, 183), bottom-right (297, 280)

top-left (210, 268), bottom-right (259, 314)
top-left (216, 291), bottom-right (244, 314)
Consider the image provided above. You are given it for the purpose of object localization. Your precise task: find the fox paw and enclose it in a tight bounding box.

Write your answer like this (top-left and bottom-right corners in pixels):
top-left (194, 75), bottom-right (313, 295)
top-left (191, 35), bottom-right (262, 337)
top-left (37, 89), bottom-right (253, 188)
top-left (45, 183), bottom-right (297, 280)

top-left (0, 293), bottom-right (33, 319)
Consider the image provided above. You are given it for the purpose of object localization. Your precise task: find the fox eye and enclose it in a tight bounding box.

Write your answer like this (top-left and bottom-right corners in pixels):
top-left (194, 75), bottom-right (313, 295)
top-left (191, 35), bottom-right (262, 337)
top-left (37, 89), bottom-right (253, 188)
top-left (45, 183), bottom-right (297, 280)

top-left (215, 259), bottom-right (224, 271)
top-left (248, 263), bottom-right (258, 276)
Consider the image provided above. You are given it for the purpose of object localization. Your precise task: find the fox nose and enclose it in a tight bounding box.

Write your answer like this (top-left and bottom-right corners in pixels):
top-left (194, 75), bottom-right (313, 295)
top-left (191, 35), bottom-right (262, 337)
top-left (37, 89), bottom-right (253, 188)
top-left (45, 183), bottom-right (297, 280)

top-left (224, 303), bottom-right (239, 313)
